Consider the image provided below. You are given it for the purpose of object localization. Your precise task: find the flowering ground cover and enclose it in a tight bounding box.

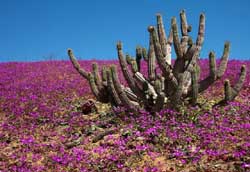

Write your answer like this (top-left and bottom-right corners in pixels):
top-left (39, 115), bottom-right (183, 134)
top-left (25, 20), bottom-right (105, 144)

top-left (0, 60), bottom-right (249, 171)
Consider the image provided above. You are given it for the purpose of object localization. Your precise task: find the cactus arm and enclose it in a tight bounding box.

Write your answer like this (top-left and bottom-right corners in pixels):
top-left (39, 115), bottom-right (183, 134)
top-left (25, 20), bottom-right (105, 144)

top-left (218, 65), bottom-right (246, 104)
top-left (101, 66), bottom-right (108, 86)
top-left (181, 47), bottom-right (200, 96)
top-left (126, 54), bottom-right (139, 74)
top-left (233, 65), bottom-right (246, 93)
top-left (198, 51), bottom-right (217, 93)
top-left (196, 64), bottom-right (201, 82)
top-left (92, 63), bottom-right (103, 91)
top-left (166, 45), bottom-right (172, 65)
top-left (166, 28), bottom-right (173, 65)
top-left (142, 47), bottom-right (148, 61)
top-left (183, 47), bottom-right (200, 73)
top-left (191, 66), bottom-right (198, 105)
top-left (153, 78), bottom-right (166, 110)
top-left (136, 46), bottom-right (143, 72)
top-left (171, 17), bottom-right (183, 58)
top-left (229, 65), bottom-right (247, 100)
top-left (180, 10), bottom-right (188, 37)
top-left (148, 33), bottom-right (156, 81)
top-left (116, 42), bottom-right (142, 97)
top-left (184, 44), bottom-right (196, 60)
top-left (106, 68), bottom-right (122, 106)
top-left (224, 79), bottom-right (232, 102)
top-left (88, 73), bottom-right (100, 99)
top-left (110, 65), bottom-right (137, 109)
top-left (180, 10), bottom-right (189, 53)
top-left (131, 59), bottom-right (138, 74)
top-left (126, 54), bottom-right (132, 65)
top-left (148, 26), bottom-right (178, 88)
top-left (68, 49), bottom-right (89, 79)
top-left (198, 43), bottom-right (229, 93)
top-left (217, 42), bottom-right (230, 78)
top-left (196, 13), bottom-right (205, 52)
top-left (156, 14), bottom-right (168, 59)
top-left (172, 16), bottom-right (186, 78)
top-left (148, 26), bottom-right (170, 72)
top-left (68, 48), bottom-right (105, 101)
top-left (116, 41), bottom-right (134, 85)
top-left (182, 71), bottom-right (192, 95)
top-left (209, 51), bottom-right (217, 80)
top-left (148, 26), bottom-right (165, 63)
top-left (167, 27), bottom-right (173, 45)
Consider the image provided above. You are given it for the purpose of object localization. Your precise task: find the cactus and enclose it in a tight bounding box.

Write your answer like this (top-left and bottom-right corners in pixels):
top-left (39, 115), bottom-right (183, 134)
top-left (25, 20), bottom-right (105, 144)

top-left (136, 46), bottom-right (143, 72)
top-left (191, 66), bottom-right (199, 105)
top-left (107, 67), bottom-right (122, 106)
top-left (68, 10), bottom-right (247, 112)
top-left (222, 65), bottom-right (246, 103)
top-left (142, 47), bottom-right (148, 61)
top-left (148, 31), bottom-right (156, 82)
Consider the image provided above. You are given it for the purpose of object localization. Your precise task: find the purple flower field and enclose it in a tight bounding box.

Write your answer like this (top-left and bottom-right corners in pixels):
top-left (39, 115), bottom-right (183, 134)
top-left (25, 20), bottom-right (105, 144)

top-left (0, 60), bottom-right (249, 171)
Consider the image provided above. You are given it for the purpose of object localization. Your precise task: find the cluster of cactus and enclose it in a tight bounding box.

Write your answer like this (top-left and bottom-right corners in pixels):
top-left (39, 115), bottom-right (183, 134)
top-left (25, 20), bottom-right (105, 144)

top-left (68, 10), bottom-right (246, 112)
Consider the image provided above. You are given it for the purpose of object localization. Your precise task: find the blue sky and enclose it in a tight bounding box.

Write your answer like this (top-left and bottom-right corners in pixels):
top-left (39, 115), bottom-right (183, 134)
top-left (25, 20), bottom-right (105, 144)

top-left (0, 0), bottom-right (249, 62)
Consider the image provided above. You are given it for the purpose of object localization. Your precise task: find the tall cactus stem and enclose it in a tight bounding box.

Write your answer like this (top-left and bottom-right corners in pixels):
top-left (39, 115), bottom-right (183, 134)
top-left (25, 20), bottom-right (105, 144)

top-left (116, 41), bottom-right (142, 97)
top-left (156, 13), bottom-right (168, 58)
top-left (233, 65), bottom-right (246, 93)
top-left (180, 10), bottom-right (189, 53)
top-left (92, 63), bottom-right (103, 91)
top-left (107, 68), bottom-right (122, 106)
top-left (131, 60), bottom-right (138, 74)
top-left (101, 66), bottom-right (108, 85)
top-left (180, 10), bottom-right (188, 36)
top-left (196, 64), bottom-right (201, 81)
top-left (191, 67), bottom-right (198, 105)
top-left (148, 30), bottom-right (156, 81)
top-left (167, 28), bottom-right (173, 44)
top-left (171, 17), bottom-right (182, 58)
top-left (196, 13), bottom-right (205, 52)
top-left (166, 28), bottom-right (173, 65)
top-left (228, 65), bottom-right (247, 100)
top-left (224, 79), bottom-right (232, 102)
top-left (142, 47), bottom-right (148, 61)
top-left (148, 26), bottom-right (178, 88)
top-left (126, 54), bottom-right (132, 65)
top-left (209, 51), bottom-right (217, 80)
top-left (217, 42), bottom-right (230, 78)
top-left (88, 73), bottom-right (100, 99)
top-left (185, 44), bottom-right (196, 60)
top-left (110, 65), bottom-right (136, 109)
top-left (136, 46), bottom-right (143, 72)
